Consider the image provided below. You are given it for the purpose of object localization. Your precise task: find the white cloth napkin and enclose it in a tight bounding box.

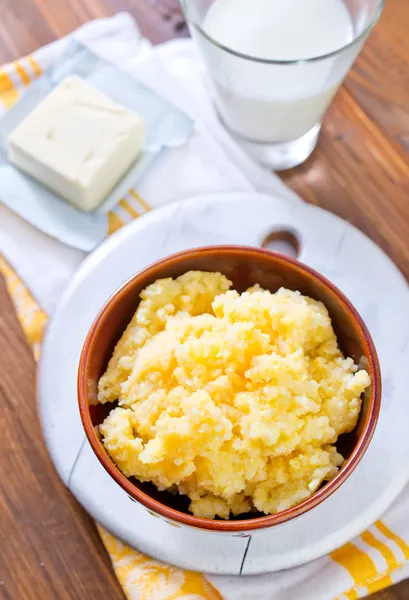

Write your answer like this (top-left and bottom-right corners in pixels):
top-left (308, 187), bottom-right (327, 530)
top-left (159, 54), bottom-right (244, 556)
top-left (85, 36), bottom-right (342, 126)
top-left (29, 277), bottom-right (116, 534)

top-left (1, 13), bottom-right (409, 600)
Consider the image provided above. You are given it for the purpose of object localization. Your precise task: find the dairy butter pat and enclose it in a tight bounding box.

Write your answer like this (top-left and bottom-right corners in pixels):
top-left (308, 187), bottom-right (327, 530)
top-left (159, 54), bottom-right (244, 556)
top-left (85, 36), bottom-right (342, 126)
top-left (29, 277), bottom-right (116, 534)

top-left (8, 75), bottom-right (145, 212)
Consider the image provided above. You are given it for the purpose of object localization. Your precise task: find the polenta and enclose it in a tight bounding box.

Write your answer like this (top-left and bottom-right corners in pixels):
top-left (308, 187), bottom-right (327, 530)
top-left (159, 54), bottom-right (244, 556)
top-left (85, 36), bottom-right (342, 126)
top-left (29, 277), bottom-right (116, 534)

top-left (98, 271), bottom-right (370, 519)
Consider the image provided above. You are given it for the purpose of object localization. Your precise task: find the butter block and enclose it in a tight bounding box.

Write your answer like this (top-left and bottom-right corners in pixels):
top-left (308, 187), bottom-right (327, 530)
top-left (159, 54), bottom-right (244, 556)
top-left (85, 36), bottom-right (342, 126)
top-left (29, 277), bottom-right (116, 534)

top-left (8, 75), bottom-right (145, 212)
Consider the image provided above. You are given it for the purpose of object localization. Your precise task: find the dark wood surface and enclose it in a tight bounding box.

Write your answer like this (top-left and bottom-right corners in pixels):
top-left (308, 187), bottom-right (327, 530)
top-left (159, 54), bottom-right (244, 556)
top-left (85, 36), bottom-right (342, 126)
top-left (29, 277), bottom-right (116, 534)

top-left (0, 0), bottom-right (408, 598)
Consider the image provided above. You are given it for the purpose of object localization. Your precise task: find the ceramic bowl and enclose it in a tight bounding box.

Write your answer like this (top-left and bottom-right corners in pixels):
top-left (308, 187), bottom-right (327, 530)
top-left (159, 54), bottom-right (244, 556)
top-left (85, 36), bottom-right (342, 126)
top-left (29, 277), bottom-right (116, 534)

top-left (78, 246), bottom-right (381, 533)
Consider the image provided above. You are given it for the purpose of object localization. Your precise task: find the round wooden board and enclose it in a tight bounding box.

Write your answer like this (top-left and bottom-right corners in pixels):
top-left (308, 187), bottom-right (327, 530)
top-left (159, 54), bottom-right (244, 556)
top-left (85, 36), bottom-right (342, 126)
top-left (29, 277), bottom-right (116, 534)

top-left (38, 193), bottom-right (409, 575)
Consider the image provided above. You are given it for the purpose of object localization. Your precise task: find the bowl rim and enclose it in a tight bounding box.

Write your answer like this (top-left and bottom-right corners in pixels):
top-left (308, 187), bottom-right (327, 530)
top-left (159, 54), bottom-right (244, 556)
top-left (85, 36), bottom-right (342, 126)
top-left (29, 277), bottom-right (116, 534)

top-left (78, 245), bottom-right (381, 532)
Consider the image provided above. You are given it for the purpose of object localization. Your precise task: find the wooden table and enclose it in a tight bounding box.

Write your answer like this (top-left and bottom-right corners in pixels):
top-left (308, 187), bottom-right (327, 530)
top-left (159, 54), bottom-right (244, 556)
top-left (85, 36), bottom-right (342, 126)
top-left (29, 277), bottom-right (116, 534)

top-left (0, 1), bottom-right (408, 598)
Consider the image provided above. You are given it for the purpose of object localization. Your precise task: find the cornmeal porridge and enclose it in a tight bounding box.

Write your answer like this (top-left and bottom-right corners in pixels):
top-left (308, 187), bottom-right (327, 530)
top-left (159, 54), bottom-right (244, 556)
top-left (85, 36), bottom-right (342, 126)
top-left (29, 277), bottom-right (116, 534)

top-left (98, 271), bottom-right (370, 519)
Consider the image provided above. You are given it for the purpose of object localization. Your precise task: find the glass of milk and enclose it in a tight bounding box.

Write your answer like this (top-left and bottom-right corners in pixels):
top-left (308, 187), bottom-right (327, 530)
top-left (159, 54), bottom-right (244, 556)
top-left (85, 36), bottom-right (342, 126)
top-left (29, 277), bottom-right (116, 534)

top-left (181, 0), bottom-right (384, 170)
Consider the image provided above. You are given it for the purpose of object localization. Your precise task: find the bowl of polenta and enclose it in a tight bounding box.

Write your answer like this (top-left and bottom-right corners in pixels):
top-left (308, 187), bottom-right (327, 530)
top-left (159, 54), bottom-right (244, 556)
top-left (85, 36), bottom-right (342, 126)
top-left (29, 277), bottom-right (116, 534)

top-left (78, 246), bottom-right (381, 532)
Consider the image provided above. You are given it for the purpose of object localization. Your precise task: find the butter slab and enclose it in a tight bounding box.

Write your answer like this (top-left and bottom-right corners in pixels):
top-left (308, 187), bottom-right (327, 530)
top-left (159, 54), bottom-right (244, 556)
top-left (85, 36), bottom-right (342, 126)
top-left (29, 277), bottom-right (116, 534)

top-left (8, 75), bottom-right (145, 212)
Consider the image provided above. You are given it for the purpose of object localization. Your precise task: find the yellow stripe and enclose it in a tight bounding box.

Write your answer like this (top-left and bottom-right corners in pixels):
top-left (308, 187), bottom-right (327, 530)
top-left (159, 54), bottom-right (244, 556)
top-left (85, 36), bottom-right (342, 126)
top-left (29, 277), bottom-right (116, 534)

top-left (119, 199), bottom-right (140, 219)
top-left (0, 70), bottom-right (19, 108)
top-left (107, 211), bottom-right (125, 235)
top-left (27, 55), bottom-right (42, 77)
top-left (98, 526), bottom-right (223, 600)
top-left (15, 61), bottom-right (30, 86)
top-left (330, 542), bottom-right (379, 586)
top-left (361, 530), bottom-right (399, 571)
top-left (129, 189), bottom-right (151, 212)
top-left (375, 521), bottom-right (409, 560)
top-left (341, 572), bottom-right (393, 600)
top-left (0, 256), bottom-right (47, 360)
top-left (366, 573), bottom-right (393, 594)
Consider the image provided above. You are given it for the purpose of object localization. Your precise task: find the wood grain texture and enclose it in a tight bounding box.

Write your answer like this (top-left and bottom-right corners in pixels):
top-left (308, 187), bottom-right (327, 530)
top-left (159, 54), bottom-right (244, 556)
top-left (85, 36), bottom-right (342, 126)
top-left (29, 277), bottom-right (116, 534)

top-left (374, 584), bottom-right (409, 600)
top-left (0, 0), bottom-right (408, 598)
top-left (106, 0), bottom-right (188, 42)
top-left (280, 0), bottom-right (409, 280)
top-left (0, 278), bottom-right (125, 600)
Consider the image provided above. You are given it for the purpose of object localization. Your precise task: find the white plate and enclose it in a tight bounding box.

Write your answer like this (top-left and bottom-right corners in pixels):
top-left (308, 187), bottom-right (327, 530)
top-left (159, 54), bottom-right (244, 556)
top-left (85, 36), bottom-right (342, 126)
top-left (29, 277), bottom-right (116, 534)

top-left (0, 41), bottom-right (193, 252)
top-left (38, 193), bottom-right (409, 575)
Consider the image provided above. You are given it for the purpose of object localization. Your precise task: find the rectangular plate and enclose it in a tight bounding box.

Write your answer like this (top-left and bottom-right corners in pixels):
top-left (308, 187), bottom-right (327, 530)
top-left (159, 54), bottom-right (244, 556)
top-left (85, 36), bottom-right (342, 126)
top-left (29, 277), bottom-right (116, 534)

top-left (0, 41), bottom-right (194, 251)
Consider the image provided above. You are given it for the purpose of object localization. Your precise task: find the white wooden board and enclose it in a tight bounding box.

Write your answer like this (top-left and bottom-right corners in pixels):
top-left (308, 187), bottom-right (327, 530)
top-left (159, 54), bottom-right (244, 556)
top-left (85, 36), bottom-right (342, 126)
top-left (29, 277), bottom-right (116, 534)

top-left (38, 193), bottom-right (409, 574)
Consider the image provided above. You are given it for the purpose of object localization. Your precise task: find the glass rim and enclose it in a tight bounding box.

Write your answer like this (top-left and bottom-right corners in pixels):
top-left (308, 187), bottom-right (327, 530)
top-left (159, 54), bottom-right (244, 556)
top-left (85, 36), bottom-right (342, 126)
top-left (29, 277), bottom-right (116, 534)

top-left (181, 0), bottom-right (384, 65)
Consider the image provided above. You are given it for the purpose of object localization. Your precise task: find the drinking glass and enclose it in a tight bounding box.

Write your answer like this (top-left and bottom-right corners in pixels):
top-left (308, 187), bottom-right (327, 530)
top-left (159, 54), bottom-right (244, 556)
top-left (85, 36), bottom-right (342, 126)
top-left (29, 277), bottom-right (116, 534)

top-left (181, 0), bottom-right (384, 170)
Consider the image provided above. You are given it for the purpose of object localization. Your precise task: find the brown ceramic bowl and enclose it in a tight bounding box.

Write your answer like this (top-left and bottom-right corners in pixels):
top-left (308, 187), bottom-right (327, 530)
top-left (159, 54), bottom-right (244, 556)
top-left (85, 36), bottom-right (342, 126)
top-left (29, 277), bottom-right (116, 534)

top-left (78, 246), bottom-right (381, 532)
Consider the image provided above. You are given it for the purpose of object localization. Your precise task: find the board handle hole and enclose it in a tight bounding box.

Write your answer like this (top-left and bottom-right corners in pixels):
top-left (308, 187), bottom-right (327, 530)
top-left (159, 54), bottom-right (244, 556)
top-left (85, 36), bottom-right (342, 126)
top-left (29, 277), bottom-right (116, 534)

top-left (261, 230), bottom-right (300, 259)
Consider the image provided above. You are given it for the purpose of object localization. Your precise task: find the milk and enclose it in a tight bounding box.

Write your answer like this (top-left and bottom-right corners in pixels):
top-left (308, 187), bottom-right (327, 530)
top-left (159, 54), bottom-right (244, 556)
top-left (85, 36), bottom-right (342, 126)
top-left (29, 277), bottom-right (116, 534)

top-left (202, 0), bottom-right (354, 143)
